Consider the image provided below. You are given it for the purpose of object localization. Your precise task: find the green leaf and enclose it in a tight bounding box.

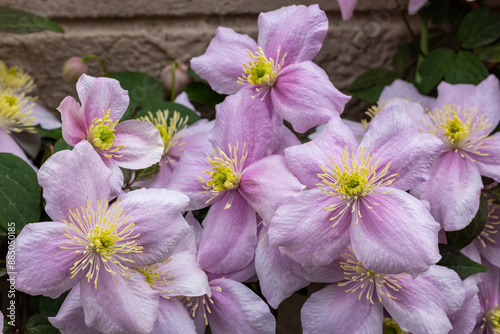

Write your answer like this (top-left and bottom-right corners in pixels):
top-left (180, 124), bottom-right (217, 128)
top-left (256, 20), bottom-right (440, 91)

top-left (134, 101), bottom-right (200, 125)
top-left (25, 314), bottom-right (59, 334)
top-left (38, 291), bottom-right (69, 316)
top-left (348, 68), bottom-right (398, 103)
top-left (392, 43), bottom-right (412, 76)
top-left (475, 43), bottom-right (500, 63)
top-left (34, 125), bottom-right (62, 140)
top-left (437, 244), bottom-right (487, 280)
top-left (53, 139), bottom-right (73, 152)
top-left (459, 7), bottom-right (500, 49)
top-left (444, 51), bottom-right (489, 85)
top-left (0, 6), bottom-right (64, 34)
top-left (109, 72), bottom-right (164, 113)
top-left (134, 162), bottom-right (161, 182)
top-left (184, 82), bottom-right (226, 108)
top-left (0, 153), bottom-right (41, 234)
top-left (446, 195), bottom-right (488, 249)
top-left (418, 48), bottom-right (454, 94)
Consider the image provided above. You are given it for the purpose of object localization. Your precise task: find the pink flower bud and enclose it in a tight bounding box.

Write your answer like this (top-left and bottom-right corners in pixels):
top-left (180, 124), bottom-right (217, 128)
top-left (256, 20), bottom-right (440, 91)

top-left (62, 57), bottom-right (88, 84)
top-left (160, 61), bottom-right (192, 97)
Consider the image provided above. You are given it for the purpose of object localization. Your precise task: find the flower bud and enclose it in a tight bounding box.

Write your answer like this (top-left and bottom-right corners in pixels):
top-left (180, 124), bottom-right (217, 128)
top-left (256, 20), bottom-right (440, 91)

top-left (160, 61), bottom-right (192, 97)
top-left (62, 57), bottom-right (88, 84)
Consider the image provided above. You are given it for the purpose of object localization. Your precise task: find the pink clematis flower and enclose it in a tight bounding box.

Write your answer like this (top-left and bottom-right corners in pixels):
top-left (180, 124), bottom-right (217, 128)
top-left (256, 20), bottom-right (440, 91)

top-left (269, 106), bottom-right (442, 276)
top-left (301, 247), bottom-right (465, 334)
top-left (11, 141), bottom-right (191, 333)
top-left (411, 75), bottom-right (500, 231)
top-left (337, 0), bottom-right (428, 20)
top-left (191, 4), bottom-right (350, 133)
top-left (58, 74), bottom-right (164, 188)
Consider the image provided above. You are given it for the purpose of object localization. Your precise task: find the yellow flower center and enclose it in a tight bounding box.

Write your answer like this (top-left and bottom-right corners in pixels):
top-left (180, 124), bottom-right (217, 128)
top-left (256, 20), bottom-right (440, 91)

top-left (317, 147), bottom-right (397, 226)
top-left (140, 110), bottom-right (188, 161)
top-left (87, 109), bottom-right (124, 157)
top-left (0, 91), bottom-right (35, 133)
top-left (60, 198), bottom-right (143, 288)
top-left (338, 248), bottom-right (405, 304)
top-left (199, 142), bottom-right (248, 209)
top-left (485, 305), bottom-right (500, 333)
top-left (383, 318), bottom-right (406, 334)
top-left (0, 61), bottom-right (35, 93)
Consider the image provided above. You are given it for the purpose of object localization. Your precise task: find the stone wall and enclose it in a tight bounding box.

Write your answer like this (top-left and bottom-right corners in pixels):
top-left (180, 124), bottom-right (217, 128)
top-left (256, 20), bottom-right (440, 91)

top-left (0, 0), bottom-right (422, 121)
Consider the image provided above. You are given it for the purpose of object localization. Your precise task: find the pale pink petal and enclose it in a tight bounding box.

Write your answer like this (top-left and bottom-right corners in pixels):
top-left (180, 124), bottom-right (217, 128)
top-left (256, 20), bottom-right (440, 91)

top-left (408, 0), bottom-right (427, 14)
top-left (449, 276), bottom-right (481, 334)
top-left (168, 119), bottom-right (214, 161)
top-left (337, 0), bottom-right (358, 20)
top-left (76, 74), bottom-right (130, 125)
top-left (31, 102), bottom-right (61, 130)
top-left (190, 27), bottom-right (258, 95)
top-left (197, 191), bottom-right (257, 274)
top-left (258, 4), bottom-right (328, 64)
top-left (113, 120), bottom-right (164, 169)
top-left (471, 132), bottom-right (500, 182)
top-left (38, 141), bottom-right (113, 222)
top-left (351, 188), bottom-right (441, 276)
top-left (239, 155), bottom-right (305, 224)
top-left (301, 284), bottom-right (383, 334)
top-left (174, 91), bottom-right (199, 115)
top-left (266, 120), bottom-right (300, 156)
top-left (270, 61), bottom-right (350, 133)
top-left (0, 130), bottom-right (36, 170)
top-left (13, 222), bottom-right (83, 299)
top-left (342, 119), bottom-right (365, 143)
top-left (152, 298), bottom-right (197, 334)
top-left (80, 270), bottom-right (159, 334)
top-left (380, 79), bottom-right (436, 111)
top-left (132, 159), bottom-right (173, 189)
top-left (411, 151), bottom-right (483, 231)
top-left (268, 188), bottom-right (351, 266)
top-left (57, 96), bottom-right (87, 146)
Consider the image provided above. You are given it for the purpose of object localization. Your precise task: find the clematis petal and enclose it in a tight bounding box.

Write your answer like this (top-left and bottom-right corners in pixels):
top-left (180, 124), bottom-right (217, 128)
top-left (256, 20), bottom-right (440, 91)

top-left (360, 105), bottom-right (442, 191)
top-left (336, 0), bottom-right (358, 21)
top-left (266, 116), bottom-right (301, 156)
top-left (197, 191), bottom-right (257, 274)
top-left (0, 130), bottom-right (36, 170)
top-left (411, 151), bottom-right (483, 231)
top-left (342, 119), bottom-right (365, 143)
top-left (132, 159), bottom-right (173, 189)
top-left (449, 276), bottom-right (481, 334)
top-left (351, 188), bottom-right (441, 276)
top-left (117, 188), bottom-right (190, 267)
top-left (76, 74), bottom-right (130, 126)
top-left (49, 286), bottom-right (100, 334)
top-left (380, 79), bottom-right (436, 111)
top-left (13, 222), bottom-right (83, 299)
top-left (80, 269), bottom-right (159, 334)
top-left (208, 91), bottom-right (273, 166)
top-left (301, 283), bottom-right (383, 334)
top-left (151, 298), bottom-right (197, 334)
top-left (31, 102), bottom-right (61, 130)
top-left (270, 61), bottom-right (350, 133)
top-left (239, 155), bottom-right (305, 224)
top-left (113, 120), bottom-right (164, 170)
top-left (207, 278), bottom-right (276, 334)
top-left (408, 0), bottom-right (427, 14)
top-left (382, 265), bottom-right (465, 334)
top-left (255, 226), bottom-right (309, 309)
top-left (190, 27), bottom-right (258, 95)
top-left (38, 141), bottom-right (112, 222)
top-left (470, 132), bottom-right (500, 182)
top-left (258, 4), bottom-right (328, 64)
top-left (284, 115), bottom-right (357, 188)
top-left (58, 96), bottom-right (87, 146)
top-left (268, 188), bottom-right (351, 266)
top-left (168, 119), bottom-right (214, 161)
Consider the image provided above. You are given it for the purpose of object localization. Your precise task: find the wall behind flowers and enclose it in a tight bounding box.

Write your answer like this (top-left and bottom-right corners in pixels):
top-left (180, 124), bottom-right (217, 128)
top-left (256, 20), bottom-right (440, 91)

top-left (0, 0), bottom-right (425, 121)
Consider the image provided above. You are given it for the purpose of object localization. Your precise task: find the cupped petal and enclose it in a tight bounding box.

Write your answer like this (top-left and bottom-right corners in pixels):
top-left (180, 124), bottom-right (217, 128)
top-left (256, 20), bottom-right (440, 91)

top-left (301, 283), bottom-right (383, 334)
top-left (268, 188), bottom-right (352, 266)
top-left (151, 298), bottom-right (197, 334)
top-left (360, 105), bottom-right (442, 191)
top-left (411, 151), bottom-right (483, 231)
top-left (258, 4), bottom-right (328, 64)
top-left (449, 276), bottom-right (481, 334)
top-left (207, 278), bottom-right (276, 334)
top-left (471, 132), bottom-right (500, 182)
top-left (80, 270), bottom-right (159, 334)
top-left (255, 226), bottom-right (309, 309)
top-left (337, 0), bottom-right (358, 21)
top-left (113, 119), bottom-right (163, 169)
top-left (284, 115), bottom-right (357, 188)
top-left (117, 188), bottom-right (190, 267)
top-left (13, 222), bottom-right (82, 299)
top-left (76, 74), bottom-right (130, 125)
top-left (382, 265), bottom-right (465, 334)
top-left (190, 27), bottom-right (258, 95)
top-left (38, 140), bottom-right (112, 223)
top-left (49, 286), bottom-right (100, 334)
top-left (0, 130), bottom-right (36, 170)
top-left (351, 188), bottom-right (441, 276)
top-left (270, 61), bottom-right (351, 133)
top-left (58, 96), bottom-right (87, 146)
top-left (31, 102), bottom-right (61, 130)
top-left (239, 155), bottom-right (305, 224)
top-left (435, 75), bottom-right (500, 127)
top-left (380, 79), bottom-right (436, 111)
top-left (197, 191), bottom-right (257, 274)
top-left (208, 90), bottom-right (273, 166)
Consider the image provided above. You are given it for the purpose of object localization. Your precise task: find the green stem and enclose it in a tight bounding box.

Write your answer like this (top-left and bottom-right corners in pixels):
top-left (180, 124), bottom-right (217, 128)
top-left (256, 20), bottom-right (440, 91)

top-left (170, 61), bottom-right (178, 102)
top-left (395, 0), bottom-right (418, 48)
top-left (415, 18), bottom-right (429, 84)
top-left (82, 54), bottom-right (110, 77)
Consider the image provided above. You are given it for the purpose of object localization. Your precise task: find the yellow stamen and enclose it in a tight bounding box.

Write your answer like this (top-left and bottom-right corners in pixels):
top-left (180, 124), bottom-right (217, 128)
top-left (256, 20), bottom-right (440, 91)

top-left (361, 100), bottom-right (386, 130)
top-left (383, 318), bottom-right (406, 334)
top-left (477, 199), bottom-right (500, 248)
top-left (0, 91), bottom-right (35, 133)
top-left (87, 109), bottom-right (124, 157)
top-left (484, 304), bottom-right (500, 333)
top-left (135, 258), bottom-right (177, 297)
top-left (0, 61), bottom-right (35, 93)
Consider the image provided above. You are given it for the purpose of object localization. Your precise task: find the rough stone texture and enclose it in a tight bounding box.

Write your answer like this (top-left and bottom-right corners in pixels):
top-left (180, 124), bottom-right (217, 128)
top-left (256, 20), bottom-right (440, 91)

top-left (0, 0), bottom-right (420, 122)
